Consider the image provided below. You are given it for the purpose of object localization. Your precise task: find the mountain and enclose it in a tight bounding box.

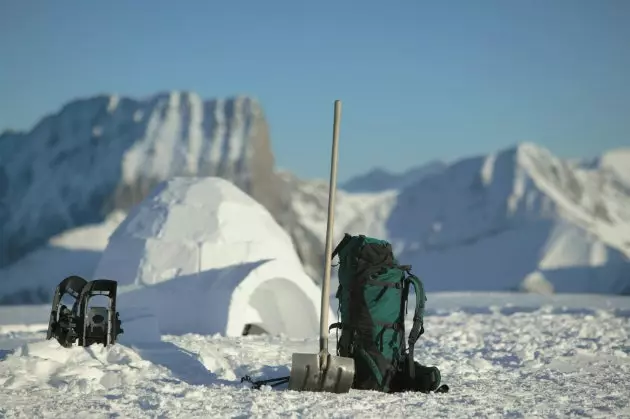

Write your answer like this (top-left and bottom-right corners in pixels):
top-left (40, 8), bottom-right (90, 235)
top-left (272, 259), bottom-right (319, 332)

top-left (1, 89), bottom-right (629, 298)
top-left (0, 211), bottom-right (125, 304)
top-left (578, 148), bottom-right (630, 188)
top-left (2, 141), bottom-right (629, 300)
top-left (340, 161), bottom-right (446, 193)
top-left (276, 170), bottom-right (397, 280)
top-left (0, 92), bottom-right (282, 269)
top-left (288, 143), bottom-right (630, 294)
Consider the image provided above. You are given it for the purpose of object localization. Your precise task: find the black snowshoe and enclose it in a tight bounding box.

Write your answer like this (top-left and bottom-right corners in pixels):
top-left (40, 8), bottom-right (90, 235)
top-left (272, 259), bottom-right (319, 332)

top-left (46, 275), bottom-right (124, 348)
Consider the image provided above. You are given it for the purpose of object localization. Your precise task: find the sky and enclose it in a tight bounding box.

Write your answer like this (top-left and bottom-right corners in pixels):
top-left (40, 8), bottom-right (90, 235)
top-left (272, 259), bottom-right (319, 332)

top-left (1, 0), bottom-right (629, 181)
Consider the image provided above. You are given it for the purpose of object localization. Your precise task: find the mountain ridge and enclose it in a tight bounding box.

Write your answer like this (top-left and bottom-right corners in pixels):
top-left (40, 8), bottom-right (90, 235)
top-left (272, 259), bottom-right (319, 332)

top-left (1, 91), bottom-right (628, 301)
top-left (0, 91), bottom-right (280, 268)
top-left (1, 141), bottom-right (628, 302)
top-left (340, 160), bottom-right (447, 193)
top-left (289, 141), bottom-right (630, 294)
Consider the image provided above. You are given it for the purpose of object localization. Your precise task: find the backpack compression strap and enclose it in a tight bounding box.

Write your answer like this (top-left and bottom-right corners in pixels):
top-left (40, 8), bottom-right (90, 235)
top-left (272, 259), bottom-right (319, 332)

top-left (332, 233), bottom-right (354, 259)
top-left (406, 273), bottom-right (426, 379)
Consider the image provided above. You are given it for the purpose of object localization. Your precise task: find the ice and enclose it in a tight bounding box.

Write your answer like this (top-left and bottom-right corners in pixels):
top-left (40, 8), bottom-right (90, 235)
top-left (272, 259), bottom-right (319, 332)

top-left (93, 176), bottom-right (332, 339)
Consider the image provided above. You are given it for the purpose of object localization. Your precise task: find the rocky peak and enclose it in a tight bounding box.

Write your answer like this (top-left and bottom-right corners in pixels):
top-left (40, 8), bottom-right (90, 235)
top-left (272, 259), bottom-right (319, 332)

top-left (0, 92), bottom-right (278, 268)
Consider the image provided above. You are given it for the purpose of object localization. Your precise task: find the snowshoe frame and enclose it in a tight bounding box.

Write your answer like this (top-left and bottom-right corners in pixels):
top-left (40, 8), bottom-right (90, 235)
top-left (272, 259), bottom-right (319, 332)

top-left (46, 276), bottom-right (123, 348)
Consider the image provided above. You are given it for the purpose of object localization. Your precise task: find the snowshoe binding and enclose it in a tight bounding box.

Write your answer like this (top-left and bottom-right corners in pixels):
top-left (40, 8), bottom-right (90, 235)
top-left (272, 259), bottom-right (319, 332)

top-left (46, 276), bottom-right (124, 348)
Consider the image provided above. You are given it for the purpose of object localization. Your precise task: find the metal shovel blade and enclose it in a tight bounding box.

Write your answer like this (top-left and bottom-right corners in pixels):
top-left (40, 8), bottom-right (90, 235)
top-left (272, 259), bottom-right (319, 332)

top-left (288, 352), bottom-right (355, 393)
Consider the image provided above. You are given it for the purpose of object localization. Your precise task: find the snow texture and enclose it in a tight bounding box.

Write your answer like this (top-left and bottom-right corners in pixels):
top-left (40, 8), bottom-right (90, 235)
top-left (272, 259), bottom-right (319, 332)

top-left (1, 293), bottom-right (629, 418)
top-left (93, 176), bottom-right (331, 339)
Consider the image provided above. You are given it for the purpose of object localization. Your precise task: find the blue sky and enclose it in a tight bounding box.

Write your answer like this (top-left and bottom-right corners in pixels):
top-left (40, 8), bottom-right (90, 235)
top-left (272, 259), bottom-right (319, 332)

top-left (1, 0), bottom-right (628, 180)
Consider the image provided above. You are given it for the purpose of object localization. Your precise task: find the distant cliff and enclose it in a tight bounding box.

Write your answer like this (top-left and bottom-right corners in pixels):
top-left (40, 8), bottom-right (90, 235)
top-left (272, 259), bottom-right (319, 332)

top-left (0, 92), bottom-right (281, 268)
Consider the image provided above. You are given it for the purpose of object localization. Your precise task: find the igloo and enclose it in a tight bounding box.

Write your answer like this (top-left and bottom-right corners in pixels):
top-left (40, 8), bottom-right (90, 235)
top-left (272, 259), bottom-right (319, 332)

top-left (93, 177), bottom-right (332, 340)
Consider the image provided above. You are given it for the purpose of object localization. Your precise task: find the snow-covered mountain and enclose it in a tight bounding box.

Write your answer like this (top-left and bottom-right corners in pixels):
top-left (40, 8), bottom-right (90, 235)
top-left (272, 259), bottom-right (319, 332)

top-left (578, 148), bottom-right (630, 188)
top-left (0, 92), bottom-right (282, 269)
top-left (0, 211), bottom-right (125, 304)
top-left (3, 141), bottom-right (629, 301)
top-left (287, 143), bottom-right (630, 294)
top-left (1, 90), bottom-right (629, 300)
top-left (341, 161), bottom-right (446, 193)
top-left (276, 170), bottom-right (398, 280)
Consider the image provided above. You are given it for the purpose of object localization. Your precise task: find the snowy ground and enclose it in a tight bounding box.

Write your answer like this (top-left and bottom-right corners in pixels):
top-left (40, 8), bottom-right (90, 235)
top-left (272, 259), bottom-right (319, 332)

top-left (1, 293), bottom-right (629, 418)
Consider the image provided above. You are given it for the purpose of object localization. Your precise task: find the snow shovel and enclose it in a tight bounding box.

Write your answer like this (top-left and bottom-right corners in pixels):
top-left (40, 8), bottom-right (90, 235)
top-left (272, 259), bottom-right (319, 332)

top-left (287, 100), bottom-right (355, 394)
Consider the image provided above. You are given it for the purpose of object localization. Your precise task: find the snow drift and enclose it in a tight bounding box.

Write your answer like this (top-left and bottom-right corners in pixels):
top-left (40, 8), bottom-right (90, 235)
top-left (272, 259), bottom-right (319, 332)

top-left (93, 176), bottom-right (332, 340)
top-left (0, 340), bottom-right (163, 391)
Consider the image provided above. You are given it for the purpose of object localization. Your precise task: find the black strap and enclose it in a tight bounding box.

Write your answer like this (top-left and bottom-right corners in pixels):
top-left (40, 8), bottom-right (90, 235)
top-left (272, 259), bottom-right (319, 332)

top-left (332, 233), bottom-right (353, 259)
top-left (375, 320), bottom-right (403, 330)
top-left (241, 375), bottom-right (290, 390)
top-left (405, 273), bottom-right (425, 379)
top-left (329, 322), bottom-right (345, 331)
top-left (367, 279), bottom-right (402, 288)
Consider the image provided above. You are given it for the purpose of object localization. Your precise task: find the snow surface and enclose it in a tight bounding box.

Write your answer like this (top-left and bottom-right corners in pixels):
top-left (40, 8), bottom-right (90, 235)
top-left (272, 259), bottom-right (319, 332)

top-left (93, 176), bottom-right (332, 340)
top-left (1, 293), bottom-right (629, 418)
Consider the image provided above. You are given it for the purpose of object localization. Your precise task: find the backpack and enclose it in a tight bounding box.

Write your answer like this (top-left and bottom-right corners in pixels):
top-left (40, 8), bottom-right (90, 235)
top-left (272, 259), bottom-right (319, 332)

top-left (329, 233), bottom-right (445, 393)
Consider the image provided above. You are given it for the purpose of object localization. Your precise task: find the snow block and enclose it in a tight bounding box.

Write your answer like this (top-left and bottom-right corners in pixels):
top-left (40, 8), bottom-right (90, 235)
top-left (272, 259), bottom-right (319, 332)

top-left (93, 177), bottom-right (333, 338)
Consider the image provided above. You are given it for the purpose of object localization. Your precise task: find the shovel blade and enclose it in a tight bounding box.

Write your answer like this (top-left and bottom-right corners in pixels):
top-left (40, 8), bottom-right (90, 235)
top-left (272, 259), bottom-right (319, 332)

top-left (288, 353), bottom-right (355, 393)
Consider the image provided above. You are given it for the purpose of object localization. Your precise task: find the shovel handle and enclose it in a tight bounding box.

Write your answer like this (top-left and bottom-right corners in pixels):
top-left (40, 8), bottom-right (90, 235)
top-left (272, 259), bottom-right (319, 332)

top-left (319, 100), bottom-right (342, 354)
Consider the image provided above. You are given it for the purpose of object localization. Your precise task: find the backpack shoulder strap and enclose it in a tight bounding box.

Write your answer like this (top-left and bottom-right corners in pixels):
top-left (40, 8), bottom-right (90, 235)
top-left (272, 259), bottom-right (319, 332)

top-left (405, 271), bottom-right (426, 379)
top-left (332, 233), bottom-right (354, 259)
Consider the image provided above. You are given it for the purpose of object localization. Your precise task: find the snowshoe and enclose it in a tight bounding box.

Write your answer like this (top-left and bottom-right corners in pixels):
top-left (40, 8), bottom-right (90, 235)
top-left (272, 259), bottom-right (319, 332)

top-left (46, 275), bottom-right (87, 347)
top-left (46, 276), bottom-right (124, 348)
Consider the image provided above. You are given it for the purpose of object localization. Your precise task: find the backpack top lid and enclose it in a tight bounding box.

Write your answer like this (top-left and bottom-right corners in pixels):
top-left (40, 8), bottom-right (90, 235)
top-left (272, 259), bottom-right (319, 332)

top-left (336, 235), bottom-right (399, 267)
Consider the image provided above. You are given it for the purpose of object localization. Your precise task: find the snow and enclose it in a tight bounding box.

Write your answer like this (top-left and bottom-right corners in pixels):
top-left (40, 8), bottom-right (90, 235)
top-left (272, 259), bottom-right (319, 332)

top-left (93, 176), bottom-right (331, 339)
top-left (0, 92), bottom-right (267, 273)
top-left (598, 147), bottom-right (630, 186)
top-left (519, 270), bottom-right (554, 294)
top-left (340, 161), bottom-right (447, 193)
top-left (292, 143), bottom-right (630, 294)
top-left (0, 211), bottom-right (125, 304)
top-left (2, 143), bottom-right (629, 302)
top-left (1, 293), bottom-right (629, 417)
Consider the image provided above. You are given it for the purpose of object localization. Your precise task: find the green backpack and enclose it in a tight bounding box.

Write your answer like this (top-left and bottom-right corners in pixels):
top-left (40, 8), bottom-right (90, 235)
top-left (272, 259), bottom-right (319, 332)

top-left (330, 234), bottom-right (445, 393)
